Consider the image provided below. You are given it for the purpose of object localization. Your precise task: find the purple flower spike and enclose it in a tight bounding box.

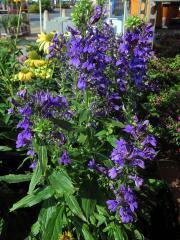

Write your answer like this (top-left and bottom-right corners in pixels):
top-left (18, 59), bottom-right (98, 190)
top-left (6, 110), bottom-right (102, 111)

top-left (59, 150), bottom-right (71, 165)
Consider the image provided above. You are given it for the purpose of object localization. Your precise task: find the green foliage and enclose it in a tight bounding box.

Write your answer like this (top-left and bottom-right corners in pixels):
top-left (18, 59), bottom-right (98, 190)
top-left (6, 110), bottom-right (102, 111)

top-left (144, 56), bottom-right (180, 150)
top-left (125, 15), bottom-right (144, 30)
top-left (0, 173), bottom-right (32, 183)
top-left (71, 0), bottom-right (94, 31)
top-left (28, 0), bottom-right (52, 13)
top-left (148, 55), bottom-right (180, 88)
top-left (28, 4), bottom-right (39, 13)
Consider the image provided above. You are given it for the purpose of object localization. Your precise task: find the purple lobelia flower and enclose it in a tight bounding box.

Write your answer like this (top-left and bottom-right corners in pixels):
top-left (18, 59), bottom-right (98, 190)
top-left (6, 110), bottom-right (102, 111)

top-left (7, 108), bottom-right (14, 114)
top-left (29, 161), bottom-right (38, 169)
top-left (17, 89), bottom-right (27, 98)
top-left (106, 200), bottom-right (118, 212)
top-left (19, 105), bottom-right (32, 117)
top-left (119, 207), bottom-right (134, 223)
top-left (88, 159), bottom-right (96, 169)
top-left (108, 167), bottom-right (118, 179)
top-left (16, 117), bottom-right (31, 130)
top-left (78, 74), bottom-right (87, 91)
top-left (111, 139), bottom-right (128, 166)
top-left (141, 135), bottom-right (157, 147)
top-left (16, 129), bottom-right (32, 148)
top-left (59, 150), bottom-right (71, 165)
top-left (129, 175), bottom-right (143, 188)
top-left (89, 5), bottom-right (103, 25)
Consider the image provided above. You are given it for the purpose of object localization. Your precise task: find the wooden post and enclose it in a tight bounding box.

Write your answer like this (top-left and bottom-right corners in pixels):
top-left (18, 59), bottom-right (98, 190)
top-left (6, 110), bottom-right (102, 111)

top-left (43, 10), bottom-right (49, 32)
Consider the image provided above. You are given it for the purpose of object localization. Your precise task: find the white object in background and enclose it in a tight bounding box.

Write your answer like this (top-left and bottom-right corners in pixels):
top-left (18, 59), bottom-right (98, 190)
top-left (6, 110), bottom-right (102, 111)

top-left (39, 0), bottom-right (43, 32)
top-left (109, 17), bottom-right (123, 34)
top-left (43, 10), bottom-right (49, 32)
top-left (122, 0), bottom-right (128, 35)
top-left (45, 17), bottom-right (72, 34)
top-left (62, 8), bottom-right (66, 17)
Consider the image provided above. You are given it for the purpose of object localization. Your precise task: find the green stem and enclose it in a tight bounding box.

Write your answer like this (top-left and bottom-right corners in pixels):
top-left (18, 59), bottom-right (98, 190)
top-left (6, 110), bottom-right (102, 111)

top-left (15, 4), bottom-right (22, 46)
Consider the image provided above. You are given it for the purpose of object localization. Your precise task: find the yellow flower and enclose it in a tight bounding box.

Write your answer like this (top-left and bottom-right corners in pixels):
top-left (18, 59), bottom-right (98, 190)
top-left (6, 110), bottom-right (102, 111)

top-left (59, 231), bottom-right (73, 240)
top-left (18, 68), bottom-right (34, 81)
top-left (13, 0), bottom-right (21, 3)
top-left (25, 59), bottom-right (47, 68)
top-left (36, 32), bottom-right (54, 53)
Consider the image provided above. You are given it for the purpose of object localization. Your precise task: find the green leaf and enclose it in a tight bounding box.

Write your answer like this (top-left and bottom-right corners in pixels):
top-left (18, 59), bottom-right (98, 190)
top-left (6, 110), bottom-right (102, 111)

top-left (113, 225), bottom-right (124, 240)
top-left (96, 205), bottom-right (109, 217)
top-left (82, 224), bottom-right (94, 240)
top-left (110, 120), bottom-right (124, 128)
top-left (42, 205), bottom-right (66, 240)
top-left (65, 194), bottom-right (87, 222)
top-left (0, 145), bottom-right (12, 151)
top-left (106, 135), bottom-right (117, 147)
top-left (38, 145), bottom-right (48, 176)
top-left (10, 186), bottom-right (54, 212)
top-left (31, 198), bottom-right (57, 237)
top-left (0, 173), bottom-right (32, 183)
top-left (113, 224), bottom-right (128, 240)
top-left (0, 217), bottom-right (4, 236)
top-left (134, 229), bottom-right (144, 240)
top-left (81, 198), bottom-right (97, 219)
top-left (28, 161), bottom-right (42, 194)
top-left (49, 170), bottom-right (75, 195)
top-left (79, 109), bottom-right (89, 124)
top-left (78, 133), bottom-right (87, 144)
top-left (51, 118), bottom-right (73, 131)
top-left (95, 130), bottom-right (107, 137)
top-left (94, 213), bottom-right (106, 227)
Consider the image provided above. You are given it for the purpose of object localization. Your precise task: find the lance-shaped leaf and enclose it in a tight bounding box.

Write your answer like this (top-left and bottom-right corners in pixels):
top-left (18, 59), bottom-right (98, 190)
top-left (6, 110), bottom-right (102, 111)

top-left (48, 170), bottom-right (75, 195)
top-left (42, 205), bottom-right (67, 240)
top-left (0, 173), bottom-right (32, 184)
top-left (10, 186), bottom-right (54, 212)
top-left (65, 194), bottom-right (87, 222)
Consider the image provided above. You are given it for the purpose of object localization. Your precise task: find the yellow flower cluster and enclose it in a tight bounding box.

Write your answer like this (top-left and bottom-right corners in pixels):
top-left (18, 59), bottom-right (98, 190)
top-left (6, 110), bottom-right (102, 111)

top-left (17, 49), bottom-right (53, 81)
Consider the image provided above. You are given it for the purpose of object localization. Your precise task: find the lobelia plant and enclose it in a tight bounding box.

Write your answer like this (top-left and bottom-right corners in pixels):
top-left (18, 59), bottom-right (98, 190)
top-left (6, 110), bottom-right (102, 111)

top-left (3, 5), bottom-right (159, 240)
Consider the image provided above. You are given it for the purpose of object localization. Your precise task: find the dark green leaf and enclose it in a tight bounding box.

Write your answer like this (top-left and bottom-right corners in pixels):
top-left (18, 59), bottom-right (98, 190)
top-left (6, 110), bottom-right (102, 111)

top-left (0, 173), bottom-right (32, 183)
top-left (28, 161), bottom-right (42, 194)
top-left (81, 198), bottom-right (97, 219)
top-left (0, 145), bottom-right (12, 151)
top-left (82, 224), bottom-right (94, 240)
top-left (42, 205), bottom-right (66, 240)
top-left (10, 186), bottom-right (54, 212)
top-left (31, 198), bottom-right (57, 237)
top-left (78, 133), bottom-right (87, 144)
top-left (38, 145), bottom-right (48, 176)
top-left (79, 109), bottom-right (89, 124)
top-left (134, 229), bottom-right (144, 240)
top-left (95, 130), bottom-right (107, 137)
top-left (65, 194), bottom-right (87, 222)
top-left (49, 170), bottom-right (75, 195)
top-left (51, 118), bottom-right (73, 131)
